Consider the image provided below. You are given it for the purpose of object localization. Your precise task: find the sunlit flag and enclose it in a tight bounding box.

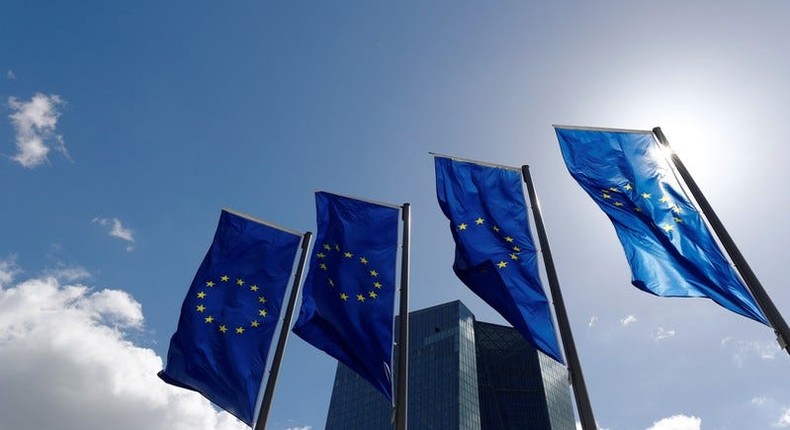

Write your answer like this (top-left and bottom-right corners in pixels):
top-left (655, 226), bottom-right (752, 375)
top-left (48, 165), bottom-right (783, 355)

top-left (555, 126), bottom-right (767, 325)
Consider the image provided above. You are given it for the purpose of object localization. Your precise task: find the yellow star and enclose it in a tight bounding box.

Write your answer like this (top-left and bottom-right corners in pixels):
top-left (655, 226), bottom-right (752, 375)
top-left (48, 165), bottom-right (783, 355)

top-left (642, 192), bottom-right (652, 199)
top-left (328, 278), bottom-right (335, 287)
top-left (236, 278), bottom-right (245, 286)
top-left (602, 193), bottom-right (611, 199)
top-left (510, 253), bottom-right (519, 260)
top-left (259, 309), bottom-right (268, 317)
top-left (250, 285), bottom-right (259, 291)
top-left (323, 244), bottom-right (331, 250)
top-left (370, 270), bottom-right (379, 277)
top-left (357, 294), bottom-right (365, 302)
top-left (661, 223), bottom-right (674, 232)
top-left (634, 207), bottom-right (642, 212)
top-left (204, 316), bottom-right (214, 323)
top-left (258, 296), bottom-right (267, 303)
top-left (614, 202), bottom-right (624, 207)
top-left (674, 217), bottom-right (683, 223)
top-left (219, 325), bottom-right (228, 333)
top-left (235, 327), bottom-right (245, 334)
top-left (369, 291), bottom-right (378, 299)
top-left (671, 205), bottom-right (683, 214)
top-left (334, 244), bottom-right (340, 251)
top-left (221, 275), bottom-right (229, 282)
top-left (660, 195), bottom-right (671, 203)
top-left (251, 320), bottom-right (260, 328)
top-left (492, 226), bottom-right (500, 232)
top-left (320, 263), bottom-right (328, 270)
top-left (360, 257), bottom-right (368, 265)
top-left (497, 261), bottom-right (507, 269)
top-left (475, 217), bottom-right (484, 225)
top-left (504, 236), bottom-right (514, 243)
top-left (344, 252), bottom-right (353, 258)
top-left (340, 293), bottom-right (349, 301)
top-left (609, 187), bottom-right (619, 192)
top-left (206, 281), bottom-right (215, 287)
top-left (317, 252), bottom-right (326, 259)
top-left (624, 183), bottom-right (633, 191)
top-left (458, 223), bottom-right (468, 231)
top-left (373, 281), bottom-right (382, 289)
top-left (196, 304), bottom-right (206, 312)
top-left (512, 246), bottom-right (520, 252)
top-left (197, 291), bottom-right (206, 299)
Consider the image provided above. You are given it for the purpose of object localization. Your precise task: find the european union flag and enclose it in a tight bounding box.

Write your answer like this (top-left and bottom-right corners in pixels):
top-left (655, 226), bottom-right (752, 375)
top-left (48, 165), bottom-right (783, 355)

top-left (434, 156), bottom-right (564, 363)
top-left (292, 191), bottom-right (400, 401)
top-left (159, 209), bottom-right (302, 426)
top-left (555, 126), bottom-right (768, 325)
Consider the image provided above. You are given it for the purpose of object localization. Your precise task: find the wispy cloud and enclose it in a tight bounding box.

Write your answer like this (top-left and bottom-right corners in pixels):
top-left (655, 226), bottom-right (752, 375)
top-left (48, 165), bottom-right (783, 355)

top-left (620, 315), bottom-right (637, 327)
top-left (723, 338), bottom-right (780, 367)
top-left (6, 70), bottom-right (16, 80)
top-left (92, 217), bottom-right (135, 251)
top-left (588, 316), bottom-right (598, 328)
top-left (0, 256), bottom-right (22, 287)
top-left (6, 93), bottom-right (69, 168)
top-left (653, 327), bottom-right (675, 341)
top-left (645, 414), bottom-right (701, 430)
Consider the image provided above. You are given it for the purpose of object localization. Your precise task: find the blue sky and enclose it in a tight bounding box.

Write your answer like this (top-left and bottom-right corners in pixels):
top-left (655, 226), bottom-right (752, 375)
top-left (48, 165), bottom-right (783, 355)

top-left (2, 1), bottom-right (789, 429)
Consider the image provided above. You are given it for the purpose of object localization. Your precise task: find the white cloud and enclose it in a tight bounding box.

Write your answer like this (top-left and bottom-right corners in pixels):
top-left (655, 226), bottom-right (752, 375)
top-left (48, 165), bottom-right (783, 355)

top-left (654, 327), bottom-right (676, 341)
top-left (620, 315), bottom-right (637, 327)
top-left (778, 408), bottom-right (790, 427)
top-left (93, 217), bottom-right (136, 251)
top-left (7, 70), bottom-right (16, 80)
top-left (588, 316), bottom-right (598, 328)
top-left (0, 273), bottom-right (249, 430)
top-left (645, 414), bottom-right (701, 430)
top-left (7, 93), bottom-right (69, 168)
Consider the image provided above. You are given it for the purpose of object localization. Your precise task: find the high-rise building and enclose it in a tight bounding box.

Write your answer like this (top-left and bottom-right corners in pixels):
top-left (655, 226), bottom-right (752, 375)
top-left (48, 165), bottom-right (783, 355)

top-left (324, 301), bottom-right (576, 430)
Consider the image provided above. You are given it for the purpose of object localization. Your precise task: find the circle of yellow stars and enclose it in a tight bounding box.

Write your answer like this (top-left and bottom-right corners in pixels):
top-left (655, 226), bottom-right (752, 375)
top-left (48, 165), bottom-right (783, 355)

top-left (193, 275), bottom-right (270, 335)
top-left (455, 217), bottom-right (523, 270)
top-left (316, 242), bottom-right (385, 304)
top-left (599, 182), bottom-right (689, 236)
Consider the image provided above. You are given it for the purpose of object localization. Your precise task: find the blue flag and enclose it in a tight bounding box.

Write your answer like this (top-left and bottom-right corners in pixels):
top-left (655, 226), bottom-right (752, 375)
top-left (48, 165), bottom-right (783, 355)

top-left (292, 192), bottom-right (400, 401)
top-left (159, 209), bottom-right (302, 426)
top-left (555, 127), bottom-right (768, 325)
top-left (434, 156), bottom-right (564, 363)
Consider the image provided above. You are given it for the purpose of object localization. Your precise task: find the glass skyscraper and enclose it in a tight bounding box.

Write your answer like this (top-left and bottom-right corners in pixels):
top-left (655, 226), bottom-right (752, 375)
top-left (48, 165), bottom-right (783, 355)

top-left (324, 301), bottom-right (576, 430)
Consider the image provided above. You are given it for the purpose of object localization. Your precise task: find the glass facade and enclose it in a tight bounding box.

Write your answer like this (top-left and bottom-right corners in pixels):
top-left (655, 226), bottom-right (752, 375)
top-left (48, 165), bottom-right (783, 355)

top-left (324, 301), bottom-right (575, 430)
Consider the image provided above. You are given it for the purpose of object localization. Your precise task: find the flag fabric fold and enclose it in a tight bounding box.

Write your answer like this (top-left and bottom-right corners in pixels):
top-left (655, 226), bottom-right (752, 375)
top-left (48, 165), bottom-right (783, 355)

top-left (159, 209), bottom-right (302, 426)
top-left (434, 156), bottom-right (564, 363)
top-left (555, 126), bottom-right (767, 325)
top-left (292, 191), bottom-right (400, 401)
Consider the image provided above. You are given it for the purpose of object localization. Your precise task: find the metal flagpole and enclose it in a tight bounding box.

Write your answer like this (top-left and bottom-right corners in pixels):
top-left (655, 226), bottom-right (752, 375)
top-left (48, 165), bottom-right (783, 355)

top-left (394, 203), bottom-right (411, 430)
top-left (254, 232), bottom-right (314, 430)
top-left (652, 127), bottom-right (790, 355)
top-left (521, 165), bottom-right (597, 430)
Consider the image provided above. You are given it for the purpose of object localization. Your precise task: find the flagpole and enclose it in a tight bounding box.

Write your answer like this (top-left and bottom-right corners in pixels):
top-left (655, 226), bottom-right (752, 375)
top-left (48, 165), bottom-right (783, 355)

top-left (394, 203), bottom-right (411, 430)
top-left (254, 232), bottom-right (313, 430)
top-left (521, 165), bottom-right (597, 430)
top-left (652, 127), bottom-right (790, 354)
